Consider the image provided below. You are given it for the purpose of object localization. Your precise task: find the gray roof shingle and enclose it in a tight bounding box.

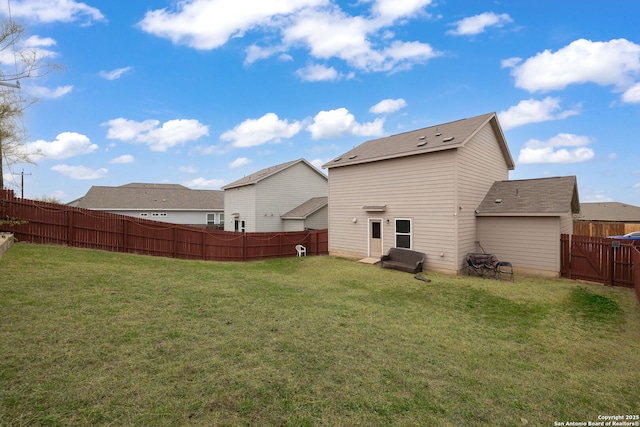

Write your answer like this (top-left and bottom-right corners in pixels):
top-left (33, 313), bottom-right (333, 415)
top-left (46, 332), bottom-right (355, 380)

top-left (323, 112), bottom-right (514, 170)
top-left (222, 158), bottom-right (326, 190)
top-left (575, 202), bottom-right (640, 222)
top-left (476, 176), bottom-right (579, 215)
top-left (281, 197), bottom-right (328, 219)
top-left (75, 183), bottom-right (224, 210)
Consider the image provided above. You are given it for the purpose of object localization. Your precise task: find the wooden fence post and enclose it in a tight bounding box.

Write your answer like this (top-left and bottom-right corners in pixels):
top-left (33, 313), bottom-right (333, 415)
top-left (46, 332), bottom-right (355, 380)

top-left (122, 219), bottom-right (128, 253)
top-left (242, 231), bottom-right (246, 262)
top-left (67, 207), bottom-right (75, 247)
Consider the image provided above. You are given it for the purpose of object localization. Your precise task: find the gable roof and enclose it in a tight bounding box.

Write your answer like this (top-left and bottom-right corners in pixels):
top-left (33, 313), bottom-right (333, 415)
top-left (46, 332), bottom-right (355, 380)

top-left (476, 176), bottom-right (579, 216)
top-left (323, 112), bottom-right (514, 170)
top-left (222, 158), bottom-right (327, 190)
top-left (574, 202), bottom-right (640, 222)
top-left (75, 183), bottom-right (224, 210)
top-left (281, 197), bottom-right (328, 219)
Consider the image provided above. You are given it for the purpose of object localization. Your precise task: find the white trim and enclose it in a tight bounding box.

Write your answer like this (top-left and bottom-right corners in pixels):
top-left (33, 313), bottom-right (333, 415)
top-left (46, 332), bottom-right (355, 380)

top-left (395, 218), bottom-right (413, 249)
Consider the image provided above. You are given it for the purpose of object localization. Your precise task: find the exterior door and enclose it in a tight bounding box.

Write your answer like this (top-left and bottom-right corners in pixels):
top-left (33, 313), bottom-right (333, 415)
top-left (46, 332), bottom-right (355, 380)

top-left (369, 219), bottom-right (382, 257)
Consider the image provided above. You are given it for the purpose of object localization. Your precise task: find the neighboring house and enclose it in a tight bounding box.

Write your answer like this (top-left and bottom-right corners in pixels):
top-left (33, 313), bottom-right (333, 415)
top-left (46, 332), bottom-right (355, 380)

top-left (222, 159), bottom-right (328, 232)
top-left (72, 183), bottom-right (224, 227)
top-left (323, 112), bottom-right (515, 274)
top-left (281, 196), bottom-right (328, 232)
top-left (573, 202), bottom-right (640, 237)
top-left (475, 176), bottom-right (579, 276)
top-left (575, 202), bottom-right (640, 222)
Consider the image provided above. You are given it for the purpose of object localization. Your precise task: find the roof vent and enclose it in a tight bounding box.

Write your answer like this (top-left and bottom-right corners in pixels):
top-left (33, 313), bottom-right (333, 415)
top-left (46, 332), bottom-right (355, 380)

top-left (443, 136), bottom-right (455, 142)
top-left (348, 154), bottom-right (358, 159)
top-left (333, 157), bottom-right (342, 162)
top-left (435, 132), bottom-right (441, 136)
top-left (418, 135), bottom-right (426, 140)
top-left (417, 141), bottom-right (427, 147)
top-left (495, 199), bottom-right (503, 204)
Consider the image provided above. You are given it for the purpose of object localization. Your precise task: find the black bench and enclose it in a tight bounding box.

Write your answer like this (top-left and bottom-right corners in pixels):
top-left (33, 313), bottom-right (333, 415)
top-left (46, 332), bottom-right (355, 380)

top-left (465, 253), bottom-right (499, 278)
top-left (381, 248), bottom-right (426, 274)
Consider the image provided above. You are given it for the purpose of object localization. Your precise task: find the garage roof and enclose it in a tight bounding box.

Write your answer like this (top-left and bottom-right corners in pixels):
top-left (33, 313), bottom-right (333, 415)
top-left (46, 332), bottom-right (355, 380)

top-left (476, 176), bottom-right (579, 216)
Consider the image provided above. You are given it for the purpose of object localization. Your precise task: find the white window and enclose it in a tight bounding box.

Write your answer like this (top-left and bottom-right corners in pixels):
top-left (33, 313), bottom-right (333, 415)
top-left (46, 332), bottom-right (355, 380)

top-left (219, 213), bottom-right (224, 224)
top-left (395, 218), bottom-right (412, 249)
top-left (207, 213), bottom-right (216, 225)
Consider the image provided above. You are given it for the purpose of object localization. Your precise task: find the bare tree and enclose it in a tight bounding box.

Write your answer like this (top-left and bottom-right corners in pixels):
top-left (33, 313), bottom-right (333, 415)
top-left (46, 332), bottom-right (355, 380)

top-left (0, 19), bottom-right (61, 190)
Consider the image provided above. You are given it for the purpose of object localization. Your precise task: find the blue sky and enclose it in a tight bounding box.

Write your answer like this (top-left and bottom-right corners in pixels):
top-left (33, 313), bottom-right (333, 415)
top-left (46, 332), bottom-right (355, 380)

top-left (0, 0), bottom-right (639, 205)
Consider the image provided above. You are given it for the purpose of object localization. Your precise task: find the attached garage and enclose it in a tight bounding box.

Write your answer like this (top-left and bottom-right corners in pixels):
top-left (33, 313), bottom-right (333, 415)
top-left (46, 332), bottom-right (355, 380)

top-left (475, 176), bottom-right (579, 277)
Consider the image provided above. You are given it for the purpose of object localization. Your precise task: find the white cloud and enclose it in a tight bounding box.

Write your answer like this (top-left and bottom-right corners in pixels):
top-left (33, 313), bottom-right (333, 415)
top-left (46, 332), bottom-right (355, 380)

top-left (369, 98), bottom-right (407, 114)
top-left (179, 165), bottom-right (198, 173)
top-left (309, 158), bottom-right (328, 172)
top-left (138, 0), bottom-right (325, 50)
top-left (498, 97), bottom-right (580, 130)
top-left (244, 45), bottom-right (288, 65)
top-left (517, 133), bottom-right (595, 164)
top-left (307, 107), bottom-right (385, 139)
top-left (183, 177), bottom-right (225, 190)
top-left (220, 113), bottom-right (302, 148)
top-left (229, 157), bottom-right (252, 168)
top-left (24, 85), bottom-right (73, 99)
top-left (109, 155), bottom-right (135, 164)
top-left (0, 35), bottom-right (59, 69)
top-left (1, 0), bottom-right (105, 24)
top-left (138, 0), bottom-right (439, 74)
top-left (99, 66), bottom-right (133, 80)
top-left (371, 0), bottom-right (434, 23)
top-left (622, 82), bottom-right (640, 103)
top-left (51, 164), bottom-right (108, 180)
top-left (296, 64), bottom-right (340, 81)
top-left (506, 38), bottom-right (640, 94)
top-left (447, 12), bottom-right (512, 36)
top-left (284, 8), bottom-right (439, 73)
top-left (24, 132), bottom-right (98, 160)
top-left (500, 57), bottom-right (521, 68)
top-left (103, 118), bottom-right (209, 152)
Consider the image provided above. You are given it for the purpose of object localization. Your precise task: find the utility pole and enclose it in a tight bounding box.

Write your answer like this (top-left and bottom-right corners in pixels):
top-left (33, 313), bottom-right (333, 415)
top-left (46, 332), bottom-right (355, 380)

top-left (20, 169), bottom-right (31, 199)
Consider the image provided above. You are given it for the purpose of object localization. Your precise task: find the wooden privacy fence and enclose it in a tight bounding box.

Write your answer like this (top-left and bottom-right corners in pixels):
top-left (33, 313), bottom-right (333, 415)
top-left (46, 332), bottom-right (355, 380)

top-left (560, 234), bottom-right (635, 288)
top-left (0, 190), bottom-right (327, 262)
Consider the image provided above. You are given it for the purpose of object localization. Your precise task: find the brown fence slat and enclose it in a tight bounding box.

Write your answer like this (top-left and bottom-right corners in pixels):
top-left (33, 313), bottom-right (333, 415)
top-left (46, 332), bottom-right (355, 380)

top-left (633, 246), bottom-right (640, 305)
top-left (1, 191), bottom-right (327, 262)
top-left (560, 234), bottom-right (635, 289)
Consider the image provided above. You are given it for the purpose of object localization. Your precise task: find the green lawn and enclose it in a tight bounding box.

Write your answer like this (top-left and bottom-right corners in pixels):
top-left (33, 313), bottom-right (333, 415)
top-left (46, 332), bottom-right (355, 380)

top-left (1, 244), bottom-right (639, 426)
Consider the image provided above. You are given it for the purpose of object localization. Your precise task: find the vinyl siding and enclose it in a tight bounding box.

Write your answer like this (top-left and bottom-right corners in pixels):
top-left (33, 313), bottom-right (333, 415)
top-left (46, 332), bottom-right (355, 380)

top-left (476, 216), bottom-right (561, 275)
top-left (456, 125), bottom-right (510, 270)
top-left (255, 162), bottom-right (327, 232)
top-left (223, 185), bottom-right (256, 232)
top-left (104, 209), bottom-right (223, 225)
top-left (283, 219), bottom-right (305, 232)
top-left (559, 212), bottom-right (573, 234)
top-left (305, 205), bottom-right (328, 230)
top-left (328, 150), bottom-right (458, 272)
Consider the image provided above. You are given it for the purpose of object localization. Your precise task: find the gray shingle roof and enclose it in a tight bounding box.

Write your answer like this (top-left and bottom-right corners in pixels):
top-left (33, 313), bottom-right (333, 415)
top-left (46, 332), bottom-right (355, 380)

top-left (574, 202), bottom-right (640, 222)
top-left (222, 158), bottom-right (326, 190)
top-left (281, 197), bottom-right (328, 219)
top-left (323, 112), bottom-right (514, 170)
top-left (476, 176), bottom-right (579, 216)
top-left (75, 183), bottom-right (224, 210)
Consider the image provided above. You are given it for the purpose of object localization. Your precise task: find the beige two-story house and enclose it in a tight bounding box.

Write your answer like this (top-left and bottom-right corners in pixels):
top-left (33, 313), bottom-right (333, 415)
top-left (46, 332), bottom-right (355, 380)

top-left (323, 112), bottom-right (515, 274)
